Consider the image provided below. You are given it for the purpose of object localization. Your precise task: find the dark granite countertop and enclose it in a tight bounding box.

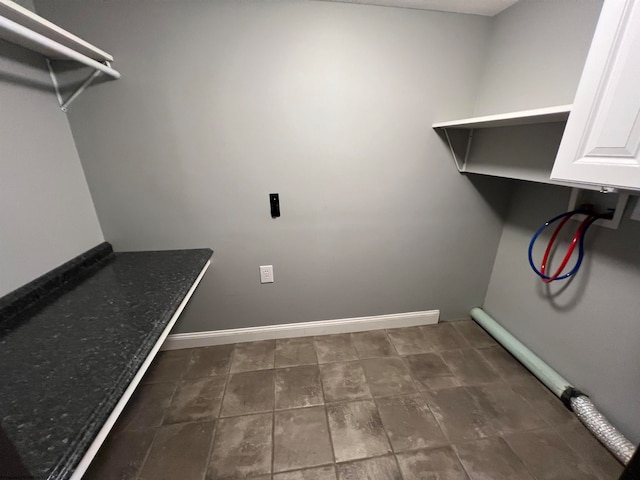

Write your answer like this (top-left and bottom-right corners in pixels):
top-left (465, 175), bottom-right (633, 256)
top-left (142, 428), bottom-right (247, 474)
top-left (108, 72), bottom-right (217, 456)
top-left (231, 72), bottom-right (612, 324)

top-left (0, 243), bottom-right (212, 480)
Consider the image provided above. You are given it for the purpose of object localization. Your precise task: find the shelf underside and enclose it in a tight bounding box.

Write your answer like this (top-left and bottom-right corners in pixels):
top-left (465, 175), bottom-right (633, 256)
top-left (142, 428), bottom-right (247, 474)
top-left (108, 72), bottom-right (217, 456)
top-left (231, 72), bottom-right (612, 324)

top-left (444, 122), bottom-right (608, 191)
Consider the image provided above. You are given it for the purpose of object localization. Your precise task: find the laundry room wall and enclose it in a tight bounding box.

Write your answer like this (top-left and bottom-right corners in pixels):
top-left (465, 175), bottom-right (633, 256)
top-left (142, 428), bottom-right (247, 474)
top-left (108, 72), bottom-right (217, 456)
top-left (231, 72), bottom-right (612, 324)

top-left (0, 16), bottom-right (103, 297)
top-left (34, 0), bottom-right (511, 331)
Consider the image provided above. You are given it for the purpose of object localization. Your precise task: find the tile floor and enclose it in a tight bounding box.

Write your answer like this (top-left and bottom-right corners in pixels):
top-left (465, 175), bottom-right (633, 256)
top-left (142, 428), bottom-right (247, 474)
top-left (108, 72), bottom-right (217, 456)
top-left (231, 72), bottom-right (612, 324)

top-left (85, 320), bottom-right (623, 480)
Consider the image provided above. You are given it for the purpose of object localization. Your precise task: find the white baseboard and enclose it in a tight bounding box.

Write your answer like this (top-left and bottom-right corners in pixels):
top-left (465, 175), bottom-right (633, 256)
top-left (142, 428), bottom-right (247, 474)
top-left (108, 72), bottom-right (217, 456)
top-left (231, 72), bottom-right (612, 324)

top-left (161, 309), bottom-right (439, 350)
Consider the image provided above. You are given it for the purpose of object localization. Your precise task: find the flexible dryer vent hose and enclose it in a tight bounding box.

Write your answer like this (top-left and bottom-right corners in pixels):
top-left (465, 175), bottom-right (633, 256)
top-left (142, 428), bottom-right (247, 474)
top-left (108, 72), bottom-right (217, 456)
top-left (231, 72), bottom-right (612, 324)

top-left (469, 307), bottom-right (636, 465)
top-left (570, 395), bottom-right (635, 465)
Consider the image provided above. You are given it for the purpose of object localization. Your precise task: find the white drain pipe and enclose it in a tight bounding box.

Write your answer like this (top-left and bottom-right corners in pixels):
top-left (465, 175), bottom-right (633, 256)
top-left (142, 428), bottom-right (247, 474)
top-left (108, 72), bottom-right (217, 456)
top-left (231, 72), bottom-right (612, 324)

top-left (470, 307), bottom-right (635, 465)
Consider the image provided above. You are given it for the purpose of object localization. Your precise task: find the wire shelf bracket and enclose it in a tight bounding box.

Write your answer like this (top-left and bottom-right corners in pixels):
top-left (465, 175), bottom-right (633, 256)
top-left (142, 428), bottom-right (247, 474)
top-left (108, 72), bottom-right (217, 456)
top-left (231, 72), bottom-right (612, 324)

top-left (47, 59), bottom-right (106, 112)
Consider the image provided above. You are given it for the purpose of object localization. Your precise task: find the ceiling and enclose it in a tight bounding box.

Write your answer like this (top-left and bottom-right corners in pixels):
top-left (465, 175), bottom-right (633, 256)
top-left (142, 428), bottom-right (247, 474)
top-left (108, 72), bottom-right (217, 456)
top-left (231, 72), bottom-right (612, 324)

top-left (318, 0), bottom-right (519, 16)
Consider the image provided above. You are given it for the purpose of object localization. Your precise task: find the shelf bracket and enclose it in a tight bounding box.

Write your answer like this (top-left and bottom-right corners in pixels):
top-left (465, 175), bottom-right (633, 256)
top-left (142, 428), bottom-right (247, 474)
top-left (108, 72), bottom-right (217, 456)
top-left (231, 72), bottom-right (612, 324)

top-left (46, 60), bottom-right (106, 112)
top-left (442, 128), bottom-right (474, 172)
top-left (46, 58), bottom-right (63, 106)
top-left (463, 129), bottom-right (474, 168)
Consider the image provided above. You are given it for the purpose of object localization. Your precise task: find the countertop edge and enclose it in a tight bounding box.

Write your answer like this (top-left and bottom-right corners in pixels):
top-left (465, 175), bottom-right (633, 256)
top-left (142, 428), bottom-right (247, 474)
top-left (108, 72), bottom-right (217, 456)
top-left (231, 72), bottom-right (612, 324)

top-left (65, 258), bottom-right (212, 480)
top-left (0, 245), bottom-right (213, 480)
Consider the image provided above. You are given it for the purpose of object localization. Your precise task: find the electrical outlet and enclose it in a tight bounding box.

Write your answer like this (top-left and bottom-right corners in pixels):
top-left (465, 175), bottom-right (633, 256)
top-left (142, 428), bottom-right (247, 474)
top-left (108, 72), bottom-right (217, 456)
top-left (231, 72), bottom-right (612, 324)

top-left (259, 265), bottom-right (274, 284)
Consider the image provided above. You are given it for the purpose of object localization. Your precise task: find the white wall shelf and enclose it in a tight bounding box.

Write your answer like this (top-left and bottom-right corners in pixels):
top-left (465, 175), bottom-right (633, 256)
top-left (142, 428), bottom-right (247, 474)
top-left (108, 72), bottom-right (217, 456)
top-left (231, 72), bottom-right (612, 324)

top-left (432, 104), bottom-right (572, 129)
top-left (432, 104), bottom-right (604, 192)
top-left (0, 0), bottom-right (120, 111)
top-left (0, 0), bottom-right (112, 61)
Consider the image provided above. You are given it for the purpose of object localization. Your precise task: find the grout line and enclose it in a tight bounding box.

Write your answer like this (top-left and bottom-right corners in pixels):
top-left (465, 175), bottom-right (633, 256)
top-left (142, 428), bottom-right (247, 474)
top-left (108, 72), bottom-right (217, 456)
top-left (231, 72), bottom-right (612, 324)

top-left (390, 358), bottom-right (453, 455)
top-left (383, 329), bottom-right (402, 357)
top-left (158, 382), bottom-right (179, 428)
top-left (336, 451), bottom-right (406, 466)
top-left (131, 428), bottom-right (160, 480)
top-left (497, 433), bottom-right (545, 480)
top-left (448, 443), bottom-right (476, 480)
top-left (548, 426), bottom-right (608, 479)
top-left (270, 349), bottom-right (277, 477)
top-left (200, 420), bottom-right (218, 480)
top-left (270, 400), bottom-right (276, 477)
top-left (130, 383), bottom-right (179, 480)
top-left (130, 352), bottom-right (196, 480)
top-left (349, 331), bottom-right (363, 360)
top-left (354, 354), bottom-right (407, 479)
top-left (202, 347), bottom-right (234, 478)
top-left (315, 352), bottom-right (339, 468)
top-left (271, 461), bottom-right (337, 476)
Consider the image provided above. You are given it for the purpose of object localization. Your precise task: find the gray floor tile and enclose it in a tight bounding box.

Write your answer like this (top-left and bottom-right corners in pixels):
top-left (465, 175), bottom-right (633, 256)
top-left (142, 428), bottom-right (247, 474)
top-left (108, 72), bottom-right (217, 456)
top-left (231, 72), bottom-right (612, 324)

top-left (84, 428), bottom-right (156, 480)
top-left (88, 329), bottom-right (622, 480)
top-left (510, 375), bottom-right (577, 427)
top-left (420, 323), bottom-right (469, 351)
top-left (396, 446), bottom-right (469, 480)
top-left (386, 326), bottom-right (433, 355)
top-left (440, 349), bottom-right (500, 386)
top-left (142, 349), bottom-right (190, 384)
top-left (274, 466), bottom-right (337, 480)
top-left (556, 423), bottom-right (623, 479)
top-left (327, 400), bottom-right (391, 462)
top-left (452, 320), bottom-right (498, 349)
top-left (220, 370), bottom-right (275, 417)
top-left (467, 384), bottom-right (547, 434)
top-left (231, 340), bottom-right (276, 373)
top-left (477, 346), bottom-right (530, 379)
top-left (276, 365), bottom-right (324, 410)
top-left (453, 437), bottom-right (535, 480)
top-left (351, 331), bottom-right (396, 359)
top-left (320, 361), bottom-right (371, 402)
top-left (208, 413), bottom-right (273, 480)
top-left (115, 382), bottom-right (176, 431)
top-left (274, 406), bottom-right (334, 472)
top-left (315, 334), bottom-right (358, 363)
top-left (404, 352), bottom-right (460, 390)
top-left (276, 337), bottom-right (318, 367)
top-left (164, 375), bottom-right (226, 424)
top-left (504, 429), bottom-right (600, 480)
top-left (360, 357), bottom-right (415, 397)
top-left (376, 393), bottom-right (446, 452)
top-left (424, 387), bottom-right (497, 442)
top-left (138, 421), bottom-right (214, 480)
top-left (184, 344), bottom-right (234, 379)
top-left (336, 455), bottom-right (401, 480)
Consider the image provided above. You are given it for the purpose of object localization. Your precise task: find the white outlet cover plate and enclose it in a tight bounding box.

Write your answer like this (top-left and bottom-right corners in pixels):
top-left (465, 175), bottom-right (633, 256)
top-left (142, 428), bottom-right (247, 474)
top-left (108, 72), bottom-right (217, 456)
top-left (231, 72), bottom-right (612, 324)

top-left (260, 265), bottom-right (274, 283)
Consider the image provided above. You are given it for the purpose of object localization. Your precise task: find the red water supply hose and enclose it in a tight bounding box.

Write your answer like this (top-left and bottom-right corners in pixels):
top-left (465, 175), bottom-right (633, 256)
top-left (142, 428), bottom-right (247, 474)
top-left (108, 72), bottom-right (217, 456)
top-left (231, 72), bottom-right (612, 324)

top-left (540, 214), bottom-right (595, 283)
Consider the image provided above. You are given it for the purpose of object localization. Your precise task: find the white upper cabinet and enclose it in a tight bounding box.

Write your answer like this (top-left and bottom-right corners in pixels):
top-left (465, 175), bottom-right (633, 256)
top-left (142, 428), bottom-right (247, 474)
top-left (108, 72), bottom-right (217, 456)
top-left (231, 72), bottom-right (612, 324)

top-left (552, 0), bottom-right (640, 191)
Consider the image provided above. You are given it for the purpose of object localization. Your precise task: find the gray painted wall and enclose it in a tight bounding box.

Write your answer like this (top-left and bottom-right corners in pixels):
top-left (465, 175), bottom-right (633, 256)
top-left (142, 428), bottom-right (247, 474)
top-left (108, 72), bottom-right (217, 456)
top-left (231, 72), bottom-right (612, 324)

top-left (0, 41), bottom-right (103, 297)
top-left (34, 0), bottom-right (510, 332)
top-left (475, 0), bottom-right (640, 442)
top-left (484, 185), bottom-right (640, 443)
top-left (473, 0), bottom-right (603, 115)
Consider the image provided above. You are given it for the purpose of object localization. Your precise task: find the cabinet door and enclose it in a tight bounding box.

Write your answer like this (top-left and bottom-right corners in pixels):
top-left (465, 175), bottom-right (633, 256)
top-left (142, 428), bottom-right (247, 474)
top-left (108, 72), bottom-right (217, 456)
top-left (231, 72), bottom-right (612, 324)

top-left (551, 0), bottom-right (640, 191)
